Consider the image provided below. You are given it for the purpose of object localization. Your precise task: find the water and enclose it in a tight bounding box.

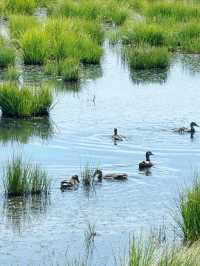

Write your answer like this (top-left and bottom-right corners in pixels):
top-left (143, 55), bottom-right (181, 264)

top-left (0, 23), bottom-right (200, 265)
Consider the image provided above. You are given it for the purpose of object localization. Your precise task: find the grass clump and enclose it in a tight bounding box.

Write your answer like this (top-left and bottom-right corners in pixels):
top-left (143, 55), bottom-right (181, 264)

top-left (59, 58), bottom-right (80, 82)
top-left (81, 165), bottom-right (98, 187)
top-left (3, 156), bottom-right (50, 197)
top-left (5, 0), bottom-right (37, 15)
top-left (9, 15), bottom-right (38, 39)
top-left (177, 176), bottom-right (200, 243)
top-left (0, 83), bottom-right (53, 118)
top-left (0, 39), bottom-right (15, 68)
top-left (21, 28), bottom-right (49, 65)
top-left (125, 46), bottom-right (170, 70)
top-left (146, 2), bottom-right (200, 23)
top-left (121, 22), bottom-right (167, 46)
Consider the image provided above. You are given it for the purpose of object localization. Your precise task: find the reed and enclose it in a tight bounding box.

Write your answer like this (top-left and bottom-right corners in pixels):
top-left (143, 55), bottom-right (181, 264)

top-left (125, 46), bottom-right (170, 70)
top-left (3, 156), bottom-right (51, 197)
top-left (177, 176), bottom-right (200, 243)
top-left (81, 165), bottom-right (97, 187)
top-left (9, 15), bottom-right (38, 39)
top-left (0, 83), bottom-right (53, 118)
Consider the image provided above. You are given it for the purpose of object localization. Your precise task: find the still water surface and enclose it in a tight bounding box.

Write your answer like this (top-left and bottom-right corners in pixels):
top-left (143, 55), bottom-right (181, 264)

top-left (0, 36), bottom-right (200, 264)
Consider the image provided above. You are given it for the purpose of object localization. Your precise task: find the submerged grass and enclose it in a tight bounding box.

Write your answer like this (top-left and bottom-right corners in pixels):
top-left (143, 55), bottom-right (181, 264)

top-left (125, 46), bottom-right (170, 70)
top-left (3, 66), bottom-right (20, 81)
top-left (3, 156), bottom-right (51, 197)
top-left (0, 38), bottom-right (15, 68)
top-left (0, 83), bottom-right (53, 118)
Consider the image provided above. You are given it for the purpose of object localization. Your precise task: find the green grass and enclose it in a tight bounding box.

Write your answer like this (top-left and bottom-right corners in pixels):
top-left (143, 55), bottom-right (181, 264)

top-left (125, 46), bottom-right (170, 70)
top-left (0, 39), bottom-right (15, 68)
top-left (3, 156), bottom-right (51, 197)
top-left (81, 165), bottom-right (97, 187)
top-left (9, 15), bottom-right (38, 39)
top-left (3, 66), bottom-right (20, 81)
top-left (5, 0), bottom-right (37, 15)
top-left (0, 83), bottom-right (53, 118)
top-left (121, 22), bottom-right (167, 46)
top-left (177, 176), bottom-right (200, 243)
top-left (21, 28), bottom-right (49, 65)
top-left (59, 58), bottom-right (80, 82)
top-left (146, 2), bottom-right (200, 23)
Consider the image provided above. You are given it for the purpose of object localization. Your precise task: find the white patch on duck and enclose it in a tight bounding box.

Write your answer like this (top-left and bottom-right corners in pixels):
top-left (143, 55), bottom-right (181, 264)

top-left (60, 175), bottom-right (80, 190)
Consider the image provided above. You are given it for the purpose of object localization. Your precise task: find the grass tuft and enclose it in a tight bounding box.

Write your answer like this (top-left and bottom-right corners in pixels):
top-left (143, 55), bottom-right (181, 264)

top-left (0, 83), bottom-right (53, 118)
top-left (3, 156), bottom-right (51, 197)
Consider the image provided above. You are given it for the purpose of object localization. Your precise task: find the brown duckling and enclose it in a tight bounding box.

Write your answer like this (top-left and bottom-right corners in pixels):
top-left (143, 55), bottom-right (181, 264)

top-left (60, 175), bottom-right (80, 190)
top-left (173, 122), bottom-right (199, 134)
top-left (93, 169), bottom-right (128, 181)
top-left (112, 128), bottom-right (126, 141)
top-left (139, 151), bottom-right (154, 170)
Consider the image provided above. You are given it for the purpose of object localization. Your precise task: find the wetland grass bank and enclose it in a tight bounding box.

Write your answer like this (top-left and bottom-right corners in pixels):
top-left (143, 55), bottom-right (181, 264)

top-left (1, 0), bottom-right (200, 265)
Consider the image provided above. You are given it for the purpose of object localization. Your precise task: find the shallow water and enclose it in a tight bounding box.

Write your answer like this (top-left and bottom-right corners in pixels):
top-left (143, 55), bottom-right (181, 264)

top-left (0, 27), bottom-right (200, 265)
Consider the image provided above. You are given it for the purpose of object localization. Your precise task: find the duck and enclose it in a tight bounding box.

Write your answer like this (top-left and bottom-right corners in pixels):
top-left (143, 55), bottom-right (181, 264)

top-left (112, 128), bottom-right (126, 141)
top-left (60, 175), bottom-right (80, 190)
top-left (139, 151), bottom-right (154, 170)
top-left (173, 122), bottom-right (199, 134)
top-left (93, 169), bottom-right (128, 181)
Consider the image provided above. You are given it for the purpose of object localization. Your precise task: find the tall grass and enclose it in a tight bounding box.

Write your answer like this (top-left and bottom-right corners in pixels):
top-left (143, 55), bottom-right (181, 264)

top-left (21, 28), bottom-right (49, 65)
top-left (177, 176), bottom-right (200, 243)
top-left (0, 83), bottom-right (53, 118)
top-left (3, 66), bottom-right (20, 81)
top-left (5, 0), bottom-right (37, 15)
top-left (0, 39), bottom-right (15, 68)
top-left (9, 15), bottom-right (38, 39)
top-left (121, 22), bottom-right (167, 46)
top-left (59, 58), bottom-right (80, 82)
top-left (3, 156), bottom-right (51, 197)
top-left (125, 46), bottom-right (170, 70)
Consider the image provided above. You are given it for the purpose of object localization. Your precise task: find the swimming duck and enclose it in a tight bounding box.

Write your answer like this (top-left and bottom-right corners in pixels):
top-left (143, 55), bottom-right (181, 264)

top-left (173, 122), bottom-right (199, 134)
top-left (93, 169), bottom-right (128, 181)
top-left (60, 175), bottom-right (80, 190)
top-left (139, 151), bottom-right (154, 170)
top-left (112, 128), bottom-right (126, 141)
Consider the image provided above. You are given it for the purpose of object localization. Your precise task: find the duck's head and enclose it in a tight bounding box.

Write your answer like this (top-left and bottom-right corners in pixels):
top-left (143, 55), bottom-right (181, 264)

top-left (93, 169), bottom-right (103, 181)
top-left (72, 175), bottom-right (80, 183)
top-left (146, 151), bottom-right (154, 161)
top-left (114, 128), bottom-right (118, 135)
top-left (190, 122), bottom-right (199, 128)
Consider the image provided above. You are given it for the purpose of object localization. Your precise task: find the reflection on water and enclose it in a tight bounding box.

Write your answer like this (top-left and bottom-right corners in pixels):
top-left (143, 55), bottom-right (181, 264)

top-left (130, 67), bottom-right (169, 85)
top-left (181, 53), bottom-right (200, 75)
top-left (3, 195), bottom-right (50, 233)
top-left (0, 117), bottom-right (54, 144)
top-left (81, 64), bottom-right (103, 81)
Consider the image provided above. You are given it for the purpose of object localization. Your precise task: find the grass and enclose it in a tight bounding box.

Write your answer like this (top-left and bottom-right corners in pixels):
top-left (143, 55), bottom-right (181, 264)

top-left (0, 83), bottom-right (53, 118)
top-left (3, 156), bottom-right (51, 197)
top-left (177, 176), bottom-right (200, 243)
top-left (0, 39), bottom-right (15, 68)
top-left (5, 0), bottom-right (37, 15)
top-left (81, 165), bottom-right (98, 187)
top-left (9, 15), bottom-right (38, 39)
top-left (125, 46), bottom-right (170, 70)
top-left (3, 66), bottom-right (20, 81)
top-left (121, 22), bottom-right (167, 46)
top-left (21, 28), bottom-right (49, 65)
top-left (59, 58), bottom-right (80, 82)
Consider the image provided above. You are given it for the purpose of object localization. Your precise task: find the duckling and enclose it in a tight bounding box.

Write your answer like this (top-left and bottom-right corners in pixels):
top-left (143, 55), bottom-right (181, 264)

top-left (93, 169), bottom-right (128, 181)
top-left (60, 175), bottom-right (80, 190)
top-left (173, 122), bottom-right (199, 134)
top-left (112, 128), bottom-right (126, 141)
top-left (139, 151), bottom-right (154, 170)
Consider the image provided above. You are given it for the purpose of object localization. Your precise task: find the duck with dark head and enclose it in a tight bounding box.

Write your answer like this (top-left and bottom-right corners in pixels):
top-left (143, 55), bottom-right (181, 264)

top-left (93, 169), bottom-right (128, 181)
top-left (112, 128), bottom-right (126, 142)
top-left (60, 175), bottom-right (80, 190)
top-left (173, 122), bottom-right (199, 134)
top-left (139, 151), bottom-right (154, 170)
